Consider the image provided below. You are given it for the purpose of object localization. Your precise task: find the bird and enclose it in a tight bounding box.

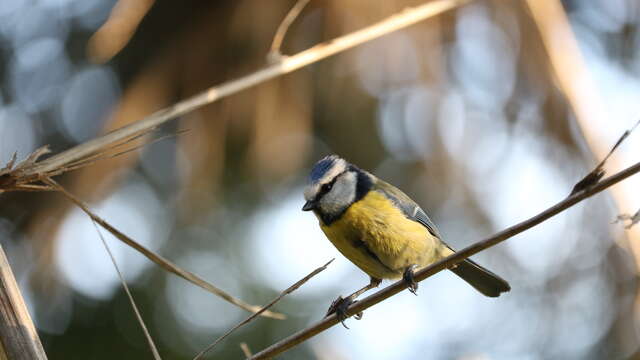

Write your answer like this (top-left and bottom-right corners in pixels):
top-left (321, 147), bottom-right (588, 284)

top-left (302, 155), bottom-right (510, 324)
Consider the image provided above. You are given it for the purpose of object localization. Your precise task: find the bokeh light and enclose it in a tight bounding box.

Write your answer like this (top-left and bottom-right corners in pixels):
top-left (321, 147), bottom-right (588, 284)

top-left (1, 1), bottom-right (639, 359)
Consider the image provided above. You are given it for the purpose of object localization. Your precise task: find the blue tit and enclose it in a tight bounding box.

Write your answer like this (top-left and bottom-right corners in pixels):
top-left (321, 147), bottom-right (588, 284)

top-left (302, 155), bottom-right (510, 320)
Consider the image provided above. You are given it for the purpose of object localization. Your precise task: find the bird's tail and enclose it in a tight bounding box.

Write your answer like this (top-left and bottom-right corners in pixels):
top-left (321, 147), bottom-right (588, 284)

top-left (450, 259), bottom-right (510, 297)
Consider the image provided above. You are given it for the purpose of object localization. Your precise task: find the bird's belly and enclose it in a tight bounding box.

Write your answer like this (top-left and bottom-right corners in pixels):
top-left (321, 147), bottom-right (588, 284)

top-left (321, 221), bottom-right (400, 279)
top-left (319, 194), bottom-right (446, 279)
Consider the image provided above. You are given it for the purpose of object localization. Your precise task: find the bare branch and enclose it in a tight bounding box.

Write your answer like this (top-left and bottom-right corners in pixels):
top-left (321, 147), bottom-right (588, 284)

top-left (0, 146), bottom-right (51, 192)
top-left (42, 177), bottom-right (284, 319)
top-left (571, 119), bottom-right (640, 194)
top-left (248, 161), bottom-right (640, 359)
top-left (193, 259), bottom-right (334, 360)
top-left (90, 221), bottom-right (161, 360)
top-left (614, 209), bottom-right (640, 229)
top-left (526, 0), bottom-right (640, 265)
top-left (0, 244), bottom-right (47, 360)
top-left (17, 0), bottom-right (469, 180)
top-left (61, 130), bottom-right (187, 174)
top-left (268, 0), bottom-right (312, 61)
top-left (239, 343), bottom-right (252, 358)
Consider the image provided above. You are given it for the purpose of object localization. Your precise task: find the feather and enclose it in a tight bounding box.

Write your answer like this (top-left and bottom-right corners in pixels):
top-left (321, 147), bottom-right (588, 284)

top-left (373, 179), bottom-right (440, 238)
top-left (372, 177), bottom-right (510, 297)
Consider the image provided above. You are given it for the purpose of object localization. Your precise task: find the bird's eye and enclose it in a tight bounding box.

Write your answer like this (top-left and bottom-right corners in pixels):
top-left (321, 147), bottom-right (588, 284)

top-left (321, 182), bottom-right (333, 193)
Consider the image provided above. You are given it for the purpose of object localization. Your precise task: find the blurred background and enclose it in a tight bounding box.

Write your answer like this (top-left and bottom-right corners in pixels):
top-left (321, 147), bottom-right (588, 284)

top-left (1, 0), bottom-right (640, 359)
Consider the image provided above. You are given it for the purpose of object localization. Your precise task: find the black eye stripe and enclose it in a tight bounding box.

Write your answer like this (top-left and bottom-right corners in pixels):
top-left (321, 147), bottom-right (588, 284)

top-left (315, 170), bottom-right (346, 200)
top-left (319, 178), bottom-right (337, 195)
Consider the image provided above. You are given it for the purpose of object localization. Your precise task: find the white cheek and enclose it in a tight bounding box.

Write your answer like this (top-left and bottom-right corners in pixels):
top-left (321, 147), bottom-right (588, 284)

top-left (318, 173), bottom-right (357, 214)
top-left (319, 192), bottom-right (345, 214)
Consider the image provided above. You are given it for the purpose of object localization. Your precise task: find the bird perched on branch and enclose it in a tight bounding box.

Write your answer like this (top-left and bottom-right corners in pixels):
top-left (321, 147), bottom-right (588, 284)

top-left (302, 155), bottom-right (510, 324)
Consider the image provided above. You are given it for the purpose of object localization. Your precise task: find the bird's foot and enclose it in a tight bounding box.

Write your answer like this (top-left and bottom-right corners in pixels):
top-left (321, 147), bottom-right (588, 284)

top-left (403, 265), bottom-right (419, 295)
top-left (326, 295), bottom-right (362, 329)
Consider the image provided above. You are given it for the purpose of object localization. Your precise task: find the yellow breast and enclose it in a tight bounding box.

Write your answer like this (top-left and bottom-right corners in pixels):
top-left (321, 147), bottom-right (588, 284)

top-left (319, 191), bottom-right (448, 279)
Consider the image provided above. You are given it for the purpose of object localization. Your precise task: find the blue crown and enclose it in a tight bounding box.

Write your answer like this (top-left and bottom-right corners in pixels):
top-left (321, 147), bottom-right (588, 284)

top-left (309, 155), bottom-right (340, 183)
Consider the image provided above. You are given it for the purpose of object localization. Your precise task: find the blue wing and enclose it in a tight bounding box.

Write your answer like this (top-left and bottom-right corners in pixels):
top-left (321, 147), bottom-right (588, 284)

top-left (373, 178), bottom-right (441, 238)
top-left (373, 177), bottom-right (511, 296)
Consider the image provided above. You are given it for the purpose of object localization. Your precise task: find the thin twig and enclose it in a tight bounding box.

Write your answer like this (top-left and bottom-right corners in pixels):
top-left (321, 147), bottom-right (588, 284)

top-left (614, 209), bottom-right (640, 229)
top-left (193, 259), bottom-right (334, 360)
top-left (62, 130), bottom-right (188, 174)
top-left (525, 0), bottom-right (640, 266)
top-left (0, 146), bottom-right (50, 191)
top-left (249, 161), bottom-right (640, 359)
top-left (598, 119), bottom-right (640, 167)
top-left (90, 221), bottom-right (161, 360)
top-left (42, 177), bottom-right (284, 319)
top-left (0, 129), bottom-right (168, 193)
top-left (571, 119), bottom-right (640, 194)
top-left (268, 0), bottom-right (312, 61)
top-left (18, 0), bottom-right (469, 179)
top-left (239, 343), bottom-right (252, 358)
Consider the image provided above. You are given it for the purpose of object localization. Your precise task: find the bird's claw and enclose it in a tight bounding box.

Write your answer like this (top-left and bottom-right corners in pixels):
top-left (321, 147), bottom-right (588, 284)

top-left (326, 295), bottom-right (362, 328)
top-left (403, 265), bottom-right (419, 295)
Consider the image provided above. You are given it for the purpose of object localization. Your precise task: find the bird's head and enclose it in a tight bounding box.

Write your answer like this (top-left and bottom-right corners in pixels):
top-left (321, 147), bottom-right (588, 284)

top-left (303, 155), bottom-right (372, 224)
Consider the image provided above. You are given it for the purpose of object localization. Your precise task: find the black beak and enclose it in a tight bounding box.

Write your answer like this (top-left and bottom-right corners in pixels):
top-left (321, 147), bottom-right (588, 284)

top-left (302, 200), bottom-right (316, 211)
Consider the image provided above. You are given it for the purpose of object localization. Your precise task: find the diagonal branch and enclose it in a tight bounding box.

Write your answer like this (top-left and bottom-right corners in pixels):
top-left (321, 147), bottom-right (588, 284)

top-left (248, 160), bottom-right (640, 359)
top-left (268, 0), bottom-right (312, 60)
top-left (239, 343), bottom-right (252, 358)
top-left (525, 0), bottom-right (640, 266)
top-left (42, 177), bottom-right (284, 319)
top-left (19, 0), bottom-right (469, 180)
top-left (91, 221), bottom-right (162, 360)
top-left (571, 119), bottom-right (639, 194)
top-left (614, 209), bottom-right (640, 229)
top-left (193, 259), bottom-right (333, 360)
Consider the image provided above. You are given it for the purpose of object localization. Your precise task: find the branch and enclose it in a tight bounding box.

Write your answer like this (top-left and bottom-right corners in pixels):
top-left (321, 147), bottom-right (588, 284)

top-left (571, 119), bottom-right (639, 194)
top-left (18, 0), bottom-right (469, 179)
top-left (193, 259), bottom-right (333, 360)
top-left (268, 0), bottom-right (311, 60)
top-left (248, 161), bottom-right (640, 359)
top-left (526, 0), bottom-right (640, 266)
top-left (91, 221), bottom-right (161, 360)
top-left (239, 343), bottom-right (252, 358)
top-left (0, 244), bottom-right (47, 360)
top-left (614, 209), bottom-right (640, 229)
top-left (42, 177), bottom-right (284, 319)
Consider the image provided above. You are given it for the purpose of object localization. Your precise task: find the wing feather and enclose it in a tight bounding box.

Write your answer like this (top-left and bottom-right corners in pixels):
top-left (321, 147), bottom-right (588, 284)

top-left (371, 177), bottom-right (510, 296)
top-left (373, 179), bottom-right (441, 238)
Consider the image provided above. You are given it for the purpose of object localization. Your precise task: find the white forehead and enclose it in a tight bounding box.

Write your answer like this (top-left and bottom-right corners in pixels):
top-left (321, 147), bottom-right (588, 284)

top-left (318, 158), bottom-right (347, 183)
top-left (303, 157), bottom-right (348, 200)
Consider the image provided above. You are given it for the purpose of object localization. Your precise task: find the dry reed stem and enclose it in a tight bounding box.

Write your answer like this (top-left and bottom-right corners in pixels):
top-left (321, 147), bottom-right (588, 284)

top-left (17, 0), bottom-right (469, 181)
top-left (193, 259), bottom-right (334, 360)
top-left (525, 0), bottom-right (640, 265)
top-left (0, 244), bottom-right (47, 360)
top-left (239, 343), bottom-right (252, 358)
top-left (91, 221), bottom-right (162, 360)
top-left (42, 178), bottom-right (284, 319)
top-left (268, 0), bottom-right (312, 60)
